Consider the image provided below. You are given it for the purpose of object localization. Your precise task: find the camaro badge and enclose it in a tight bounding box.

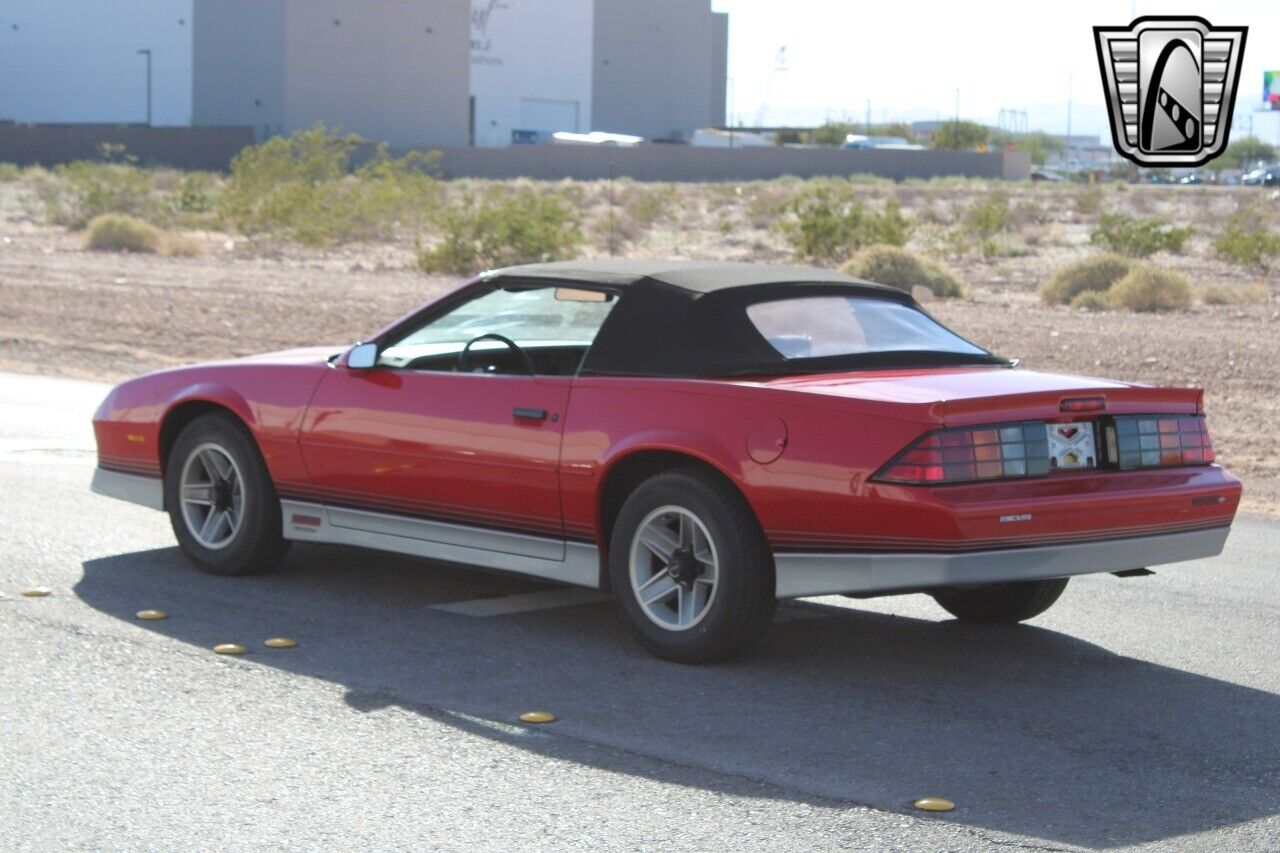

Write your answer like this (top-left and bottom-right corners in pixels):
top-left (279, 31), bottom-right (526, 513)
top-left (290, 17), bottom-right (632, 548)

top-left (1094, 16), bottom-right (1247, 167)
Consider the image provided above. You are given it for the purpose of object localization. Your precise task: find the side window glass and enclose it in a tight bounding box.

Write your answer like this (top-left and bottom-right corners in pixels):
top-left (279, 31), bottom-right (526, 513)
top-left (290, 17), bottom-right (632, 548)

top-left (378, 286), bottom-right (616, 376)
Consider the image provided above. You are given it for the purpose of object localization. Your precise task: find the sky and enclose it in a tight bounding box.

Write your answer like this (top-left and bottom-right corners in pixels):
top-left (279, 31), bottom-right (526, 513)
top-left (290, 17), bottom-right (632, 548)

top-left (711, 0), bottom-right (1280, 144)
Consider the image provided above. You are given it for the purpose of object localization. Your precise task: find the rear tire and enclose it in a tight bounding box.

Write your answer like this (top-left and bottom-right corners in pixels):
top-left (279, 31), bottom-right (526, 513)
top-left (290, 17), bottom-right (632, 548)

top-left (164, 412), bottom-right (290, 576)
top-left (931, 577), bottom-right (1068, 624)
top-left (609, 469), bottom-right (775, 664)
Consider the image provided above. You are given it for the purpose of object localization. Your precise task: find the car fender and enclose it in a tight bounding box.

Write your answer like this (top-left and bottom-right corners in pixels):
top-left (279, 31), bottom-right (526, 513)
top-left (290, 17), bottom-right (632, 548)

top-left (162, 381), bottom-right (260, 433)
top-left (597, 428), bottom-right (746, 487)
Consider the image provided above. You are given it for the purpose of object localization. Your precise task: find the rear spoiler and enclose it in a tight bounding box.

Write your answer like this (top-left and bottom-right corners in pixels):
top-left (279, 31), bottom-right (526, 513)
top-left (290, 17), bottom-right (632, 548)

top-left (936, 386), bottom-right (1204, 427)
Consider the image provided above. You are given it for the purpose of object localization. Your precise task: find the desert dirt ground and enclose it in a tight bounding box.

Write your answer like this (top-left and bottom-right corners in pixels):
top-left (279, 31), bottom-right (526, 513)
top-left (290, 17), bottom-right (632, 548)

top-left (0, 180), bottom-right (1276, 516)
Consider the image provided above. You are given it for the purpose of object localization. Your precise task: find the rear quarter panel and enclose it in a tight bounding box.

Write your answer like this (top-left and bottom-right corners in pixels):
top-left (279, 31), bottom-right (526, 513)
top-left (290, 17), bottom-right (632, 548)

top-left (560, 376), bottom-right (928, 545)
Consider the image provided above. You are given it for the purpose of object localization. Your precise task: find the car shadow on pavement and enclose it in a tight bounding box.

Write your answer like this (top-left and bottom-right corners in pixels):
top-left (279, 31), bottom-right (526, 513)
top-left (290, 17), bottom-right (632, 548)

top-left (77, 544), bottom-right (1279, 849)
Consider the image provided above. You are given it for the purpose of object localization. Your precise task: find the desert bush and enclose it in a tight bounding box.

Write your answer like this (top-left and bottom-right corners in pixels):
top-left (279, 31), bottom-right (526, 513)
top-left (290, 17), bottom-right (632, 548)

top-left (160, 232), bottom-right (206, 258)
top-left (1200, 281), bottom-right (1269, 305)
top-left (780, 182), bottom-right (913, 263)
top-left (0, 163), bottom-right (22, 182)
top-left (961, 191), bottom-right (1013, 239)
top-left (175, 172), bottom-right (218, 214)
top-left (1040, 254), bottom-right (1133, 304)
top-left (38, 161), bottom-right (154, 227)
top-left (1108, 266), bottom-right (1192, 312)
top-left (1074, 186), bottom-right (1104, 216)
top-left (1213, 209), bottom-right (1280, 271)
top-left (1069, 291), bottom-right (1112, 312)
top-left (84, 213), bottom-right (161, 253)
top-left (1090, 213), bottom-right (1192, 257)
top-left (219, 124), bottom-right (441, 245)
top-left (840, 244), bottom-right (964, 298)
top-left (625, 183), bottom-right (677, 227)
top-left (417, 189), bottom-right (582, 274)
top-left (946, 190), bottom-right (1018, 258)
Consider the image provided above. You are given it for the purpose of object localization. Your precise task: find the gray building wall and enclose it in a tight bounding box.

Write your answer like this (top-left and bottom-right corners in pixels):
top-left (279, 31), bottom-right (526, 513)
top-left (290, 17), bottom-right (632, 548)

top-left (0, 125), bottom-right (255, 170)
top-left (428, 145), bottom-right (1032, 182)
top-left (193, 0), bottom-right (285, 136)
top-left (709, 12), bottom-right (728, 128)
top-left (192, 0), bottom-right (469, 147)
top-left (591, 0), bottom-right (721, 140)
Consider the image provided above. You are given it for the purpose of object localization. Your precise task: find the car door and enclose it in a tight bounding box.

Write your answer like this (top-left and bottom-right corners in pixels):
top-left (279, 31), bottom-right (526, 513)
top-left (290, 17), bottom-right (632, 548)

top-left (295, 282), bottom-right (616, 563)
top-left (298, 368), bottom-right (571, 553)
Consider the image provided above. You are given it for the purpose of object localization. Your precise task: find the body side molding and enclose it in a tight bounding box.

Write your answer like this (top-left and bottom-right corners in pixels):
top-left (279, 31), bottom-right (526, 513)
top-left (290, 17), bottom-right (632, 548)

top-left (280, 499), bottom-right (602, 588)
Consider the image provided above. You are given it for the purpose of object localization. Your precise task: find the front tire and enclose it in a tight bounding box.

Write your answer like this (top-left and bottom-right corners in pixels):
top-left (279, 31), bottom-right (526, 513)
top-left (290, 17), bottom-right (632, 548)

top-left (164, 412), bottom-right (290, 576)
top-left (609, 469), bottom-right (775, 663)
top-left (931, 577), bottom-right (1068, 624)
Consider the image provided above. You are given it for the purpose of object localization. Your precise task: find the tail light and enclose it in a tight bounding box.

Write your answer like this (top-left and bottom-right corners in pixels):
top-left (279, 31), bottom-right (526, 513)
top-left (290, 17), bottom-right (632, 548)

top-left (875, 423), bottom-right (1051, 485)
top-left (1108, 415), bottom-right (1215, 469)
top-left (876, 414), bottom-right (1216, 486)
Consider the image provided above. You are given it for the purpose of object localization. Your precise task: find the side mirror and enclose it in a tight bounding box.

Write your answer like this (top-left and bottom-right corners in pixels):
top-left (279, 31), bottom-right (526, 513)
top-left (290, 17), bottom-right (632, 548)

top-left (346, 342), bottom-right (378, 370)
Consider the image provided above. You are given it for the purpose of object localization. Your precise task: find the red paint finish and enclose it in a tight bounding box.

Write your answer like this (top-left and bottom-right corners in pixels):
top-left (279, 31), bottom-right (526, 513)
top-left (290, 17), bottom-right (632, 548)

top-left (299, 368), bottom-right (571, 538)
top-left (746, 417), bottom-right (789, 465)
top-left (93, 344), bottom-right (1241, 559)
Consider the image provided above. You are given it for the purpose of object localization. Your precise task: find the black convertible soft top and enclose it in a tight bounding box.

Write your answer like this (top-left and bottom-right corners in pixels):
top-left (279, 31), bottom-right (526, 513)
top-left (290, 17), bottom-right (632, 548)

top-left (481, 260), bottom-right (1005, 377)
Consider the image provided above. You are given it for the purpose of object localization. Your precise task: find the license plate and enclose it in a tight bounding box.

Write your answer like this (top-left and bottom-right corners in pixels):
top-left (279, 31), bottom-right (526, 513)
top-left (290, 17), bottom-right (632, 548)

top-left (1046, 422), bottom-right (1097, 469)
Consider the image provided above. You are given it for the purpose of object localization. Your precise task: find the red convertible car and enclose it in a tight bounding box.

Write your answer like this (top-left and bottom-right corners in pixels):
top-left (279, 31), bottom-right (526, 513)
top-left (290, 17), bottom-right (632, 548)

top-left (92, 260), bottom-right (1241, 662)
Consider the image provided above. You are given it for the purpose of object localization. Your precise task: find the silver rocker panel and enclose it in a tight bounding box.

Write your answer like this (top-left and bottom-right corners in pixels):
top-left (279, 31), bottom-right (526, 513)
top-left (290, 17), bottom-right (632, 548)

top-left (281, 499), bottom-right (602, 589)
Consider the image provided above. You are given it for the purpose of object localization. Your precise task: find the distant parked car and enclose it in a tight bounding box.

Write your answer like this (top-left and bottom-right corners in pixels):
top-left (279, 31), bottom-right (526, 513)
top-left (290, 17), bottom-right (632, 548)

top-left (1178, 173), bottom-right (1205, 185)
top-left (1241, 165), bottom-right (1279, 185)
top-left (1030, 169), bottom-right (1065, 182)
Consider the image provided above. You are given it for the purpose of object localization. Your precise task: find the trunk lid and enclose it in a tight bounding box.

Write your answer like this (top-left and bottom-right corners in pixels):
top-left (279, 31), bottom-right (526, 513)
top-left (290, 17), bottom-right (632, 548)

top-left (758, 367), bottom-right (1202, 425)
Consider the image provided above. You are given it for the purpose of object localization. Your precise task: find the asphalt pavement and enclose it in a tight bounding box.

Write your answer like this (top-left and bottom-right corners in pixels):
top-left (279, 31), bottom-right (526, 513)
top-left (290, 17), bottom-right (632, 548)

top-left (0, 371), bottom-right (1276, 851)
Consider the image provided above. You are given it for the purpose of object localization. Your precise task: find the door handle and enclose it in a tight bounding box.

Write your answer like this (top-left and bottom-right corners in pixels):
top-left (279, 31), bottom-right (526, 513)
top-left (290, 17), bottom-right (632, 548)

top-left (512, 407), bottom-right (547, 421)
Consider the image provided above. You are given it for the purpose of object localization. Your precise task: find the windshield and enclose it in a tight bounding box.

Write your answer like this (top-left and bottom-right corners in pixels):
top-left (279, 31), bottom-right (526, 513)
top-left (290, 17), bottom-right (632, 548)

top-left (745, 296), bottom-right (988, 360)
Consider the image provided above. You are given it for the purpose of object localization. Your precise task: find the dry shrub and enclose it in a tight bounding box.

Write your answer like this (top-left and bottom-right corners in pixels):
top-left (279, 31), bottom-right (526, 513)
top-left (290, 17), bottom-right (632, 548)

top-left (160, 232), bottom-right (206, 257)
top-left (1040, 254), bottom-right (1133, 305)
top-left (1108, 266), bottom-right (1192, 312)
top-left (1074, 186), bottom-right (1104, 216)
top-left (1200, 281), bottom-right (1269, 305)
top-left (1069, 291), bottom-right (1112, 312)
top-left (840, 244), bottom-right (964, 298)
top-left (84, 213), bottom-right (161, 253)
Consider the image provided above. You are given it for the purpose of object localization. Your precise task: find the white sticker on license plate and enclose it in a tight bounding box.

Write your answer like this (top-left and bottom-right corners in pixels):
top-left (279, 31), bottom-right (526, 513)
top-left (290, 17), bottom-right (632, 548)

top-left (1046, 422), bottom-right (1097, 469)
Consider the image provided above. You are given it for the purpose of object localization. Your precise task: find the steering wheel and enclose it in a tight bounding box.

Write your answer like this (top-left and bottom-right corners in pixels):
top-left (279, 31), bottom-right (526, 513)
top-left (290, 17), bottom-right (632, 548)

top-left (457, 333), bottom-right (536, 375)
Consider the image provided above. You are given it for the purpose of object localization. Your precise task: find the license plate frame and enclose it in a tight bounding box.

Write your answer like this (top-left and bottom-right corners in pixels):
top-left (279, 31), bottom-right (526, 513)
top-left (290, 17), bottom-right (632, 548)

top-left (1046, 422), bottom-right (1098, 470)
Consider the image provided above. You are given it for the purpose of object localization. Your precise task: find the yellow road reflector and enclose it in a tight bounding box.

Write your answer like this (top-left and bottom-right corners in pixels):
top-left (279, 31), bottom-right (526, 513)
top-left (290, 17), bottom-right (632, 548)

top-left (264, 637), bottom-right (297, 649)
top-left (913, 797), bottom-right (955, 812)
top-left (213, 643), bottom-right (247, 655)
top-left (136, 609), bottom-right (167, 620)
top-left (22, 586), bottom-right (52, 597)
top-left (519, 711), bottom-right (556, 724)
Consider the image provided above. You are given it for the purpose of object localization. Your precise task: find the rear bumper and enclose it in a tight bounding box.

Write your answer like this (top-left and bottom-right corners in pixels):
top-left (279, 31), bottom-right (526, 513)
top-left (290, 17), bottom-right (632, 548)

top-left (91, 467), bottom-right (164, 511)
top-left (772, 524), bottom-right (1231, 599)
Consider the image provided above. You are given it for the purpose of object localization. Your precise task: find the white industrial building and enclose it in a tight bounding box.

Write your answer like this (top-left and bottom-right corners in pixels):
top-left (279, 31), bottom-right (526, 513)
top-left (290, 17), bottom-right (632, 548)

top-left (0, 0), bottom-right (728, 148)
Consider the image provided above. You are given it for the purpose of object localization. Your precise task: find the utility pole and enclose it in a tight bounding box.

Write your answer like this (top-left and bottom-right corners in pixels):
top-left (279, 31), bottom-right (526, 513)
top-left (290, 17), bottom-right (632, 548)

top-left (865, 99), bottom-right (871, 134)
top-left (1067, 74), bottom-right (1073, 141)
top-left (137, 49), bottom-right (152, 125)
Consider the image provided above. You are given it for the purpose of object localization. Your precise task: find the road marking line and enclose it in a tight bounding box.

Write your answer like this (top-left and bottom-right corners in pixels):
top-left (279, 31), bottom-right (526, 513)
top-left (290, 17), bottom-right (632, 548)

top-left (429, 588), bottom-right (610, 617)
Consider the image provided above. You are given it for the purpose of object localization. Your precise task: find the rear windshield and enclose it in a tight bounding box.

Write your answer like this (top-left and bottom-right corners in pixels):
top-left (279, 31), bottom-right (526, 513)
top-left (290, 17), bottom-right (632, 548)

top-left (745, 296), bottom-right (988, 360)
